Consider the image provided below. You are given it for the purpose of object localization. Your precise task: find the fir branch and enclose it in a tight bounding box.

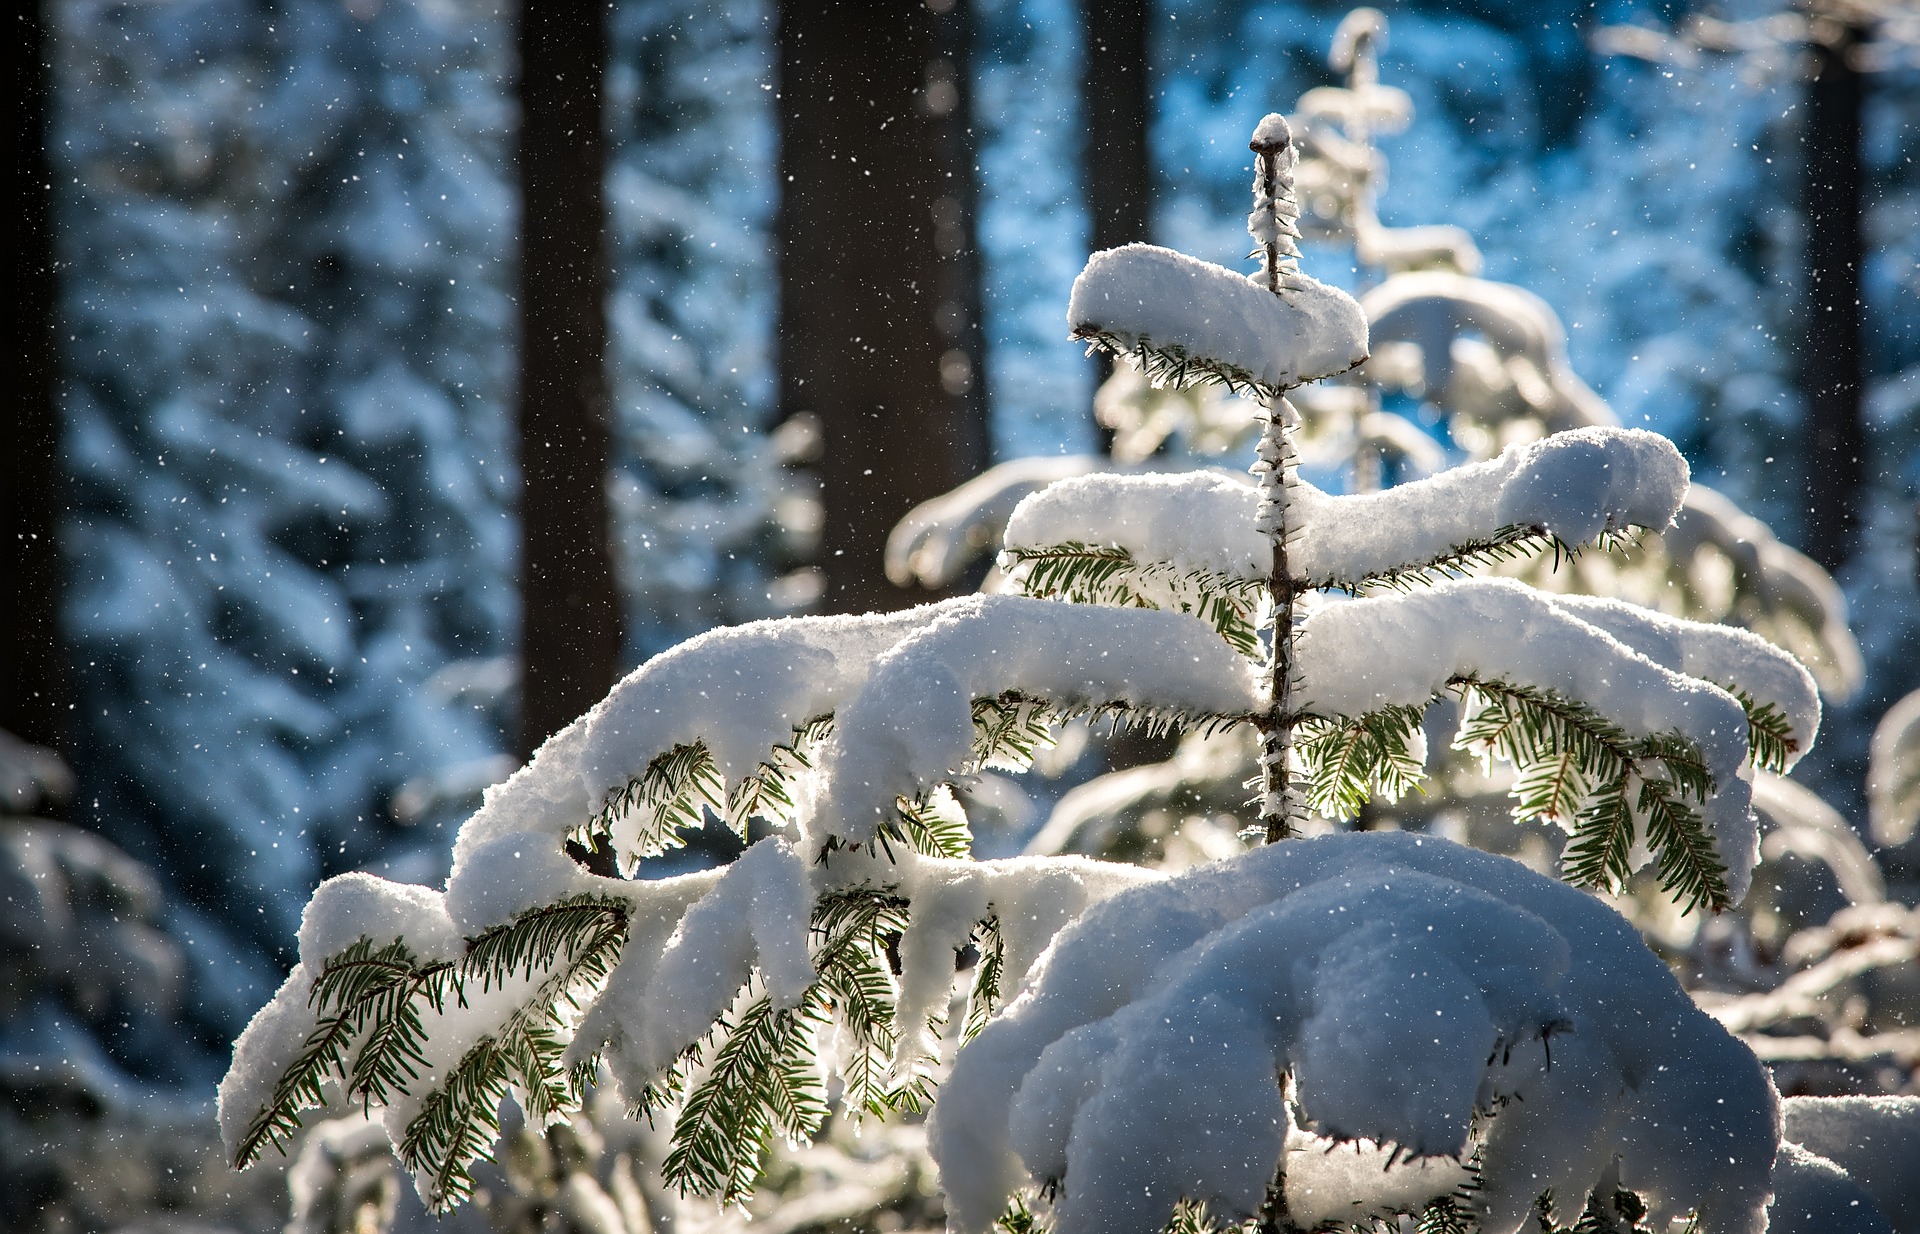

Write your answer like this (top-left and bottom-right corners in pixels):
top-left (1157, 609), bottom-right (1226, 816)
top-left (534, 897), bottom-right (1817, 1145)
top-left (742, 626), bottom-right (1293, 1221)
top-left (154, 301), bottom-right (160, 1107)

top-left (1317, 526), bottom-right (1644, 596)
top-left (1165, 1198), bottom-right (1216, 1234)
top-left (812, 887), bottom-right (922, 1118)
top-left (891, 791), bottom-right (974, 860)
top-left (1511, 748), bottom-right (1590, 826)
top-left (1416, 1195), bottom-right (1474, 1234)
top-left (232, 939), bottom-right (454, 1168)
top-left (659, 887), bottom-right (915, 1201)
top-left (1638, 777), bottom-right (1731, 915)
top-left (396, 898), bottom-right (629, 1210)
top-left (727, 714), bottom-right (836, 835)
top-left (663, 989), bottom-right (828, 1202)
top-left (1564, 779), bottom-right (1635, 895)
top-left (962, 917), bottom-right (1005, 1045)
top-left (588, 740), bottom-right (726, 864)
top-left (1002, 542), bottom-right (1266, 658)
top-left (1727, 688), bottom-right (1796, 774)
top-left (996, 1194), bottom-right (1048, 1234)
top-left (1071, 327), bottom-right (1279, 400)
top-left (1296, 704), bottom-right (1428, 821)
top-left (972, 692), bottom-right (1060, 772)
top-left (1450, 676), bottom-right (1731, 912)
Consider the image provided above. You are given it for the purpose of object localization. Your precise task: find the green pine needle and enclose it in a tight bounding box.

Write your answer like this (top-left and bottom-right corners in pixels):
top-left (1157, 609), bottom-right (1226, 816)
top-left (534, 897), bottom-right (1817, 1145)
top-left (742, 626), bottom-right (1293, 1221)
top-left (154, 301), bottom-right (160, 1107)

top-left (1728, 688), bottom-right (1796, 774)
top-left (1002, 542), bottom-right (1266, 658)
top-left (232, 939), bottom-right (455, 1169)
top-left (1070, 328), bottom-right (1279, 400)
top-left (962, 917), bottom-right (1005, 1045)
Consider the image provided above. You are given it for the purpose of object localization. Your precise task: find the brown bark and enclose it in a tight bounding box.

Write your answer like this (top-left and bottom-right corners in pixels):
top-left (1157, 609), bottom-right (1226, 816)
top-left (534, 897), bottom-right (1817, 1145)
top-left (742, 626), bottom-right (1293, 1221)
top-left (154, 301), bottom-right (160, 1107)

top-left (777, 0), bottom-right (990, 614)
top-left (1795, 26), bottom-right (1865, 572)
top-left (5, 0), bottom-right (68, 758)
top-left (1078, 0), bottom-right (1151, 451)
top-left (515, 0), bottom-right (624, 756)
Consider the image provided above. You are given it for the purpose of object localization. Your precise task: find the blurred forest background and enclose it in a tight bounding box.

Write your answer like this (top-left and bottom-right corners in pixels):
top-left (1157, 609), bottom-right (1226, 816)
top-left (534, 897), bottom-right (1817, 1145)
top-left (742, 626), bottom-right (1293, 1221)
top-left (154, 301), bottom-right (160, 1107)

top-left (4, 0), bottom-right (1918, 1231)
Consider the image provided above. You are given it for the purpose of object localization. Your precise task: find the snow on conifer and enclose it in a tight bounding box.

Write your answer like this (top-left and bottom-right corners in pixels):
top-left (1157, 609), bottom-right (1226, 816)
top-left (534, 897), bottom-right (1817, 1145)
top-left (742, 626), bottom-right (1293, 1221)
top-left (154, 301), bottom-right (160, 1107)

top-left (929, 833), bottom-right (1779, 1234)
top-left (221, 109), bottom-right (1839, 1232)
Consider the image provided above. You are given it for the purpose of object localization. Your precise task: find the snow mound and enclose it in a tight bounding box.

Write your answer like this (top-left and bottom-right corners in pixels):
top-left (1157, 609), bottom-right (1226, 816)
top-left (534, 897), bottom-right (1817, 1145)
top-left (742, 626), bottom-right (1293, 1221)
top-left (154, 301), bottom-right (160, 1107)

top-left (928, 832), bottom-right (1777, 1234)
top-left (1068, 244), bottom-right (1367, 389)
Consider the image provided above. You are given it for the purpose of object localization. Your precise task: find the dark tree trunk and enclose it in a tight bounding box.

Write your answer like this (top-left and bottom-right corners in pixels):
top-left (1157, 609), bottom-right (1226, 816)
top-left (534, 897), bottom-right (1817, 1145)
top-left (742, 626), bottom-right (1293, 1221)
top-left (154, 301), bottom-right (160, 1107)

top-left (1795, 27), bottom-right (1865, 572)
top-left (5, 0), bottom-right (68, 759)
top-left (1079, 0), bottom-right (1151, 450)
top-left (515, 0), bottom-right (624, 756)
top-left (777, 0), bottom-right (990, 614)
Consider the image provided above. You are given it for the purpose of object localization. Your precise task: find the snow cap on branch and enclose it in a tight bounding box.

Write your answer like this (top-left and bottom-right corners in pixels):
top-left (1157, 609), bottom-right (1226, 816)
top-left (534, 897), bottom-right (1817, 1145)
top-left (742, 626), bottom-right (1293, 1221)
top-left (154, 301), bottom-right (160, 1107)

top-left (1068, 244), bottom-right (1367, 390)
top-left (1001, 427), bottom-right (1687, 592)
top-left (930, 833), bottom-right (1778, 1234)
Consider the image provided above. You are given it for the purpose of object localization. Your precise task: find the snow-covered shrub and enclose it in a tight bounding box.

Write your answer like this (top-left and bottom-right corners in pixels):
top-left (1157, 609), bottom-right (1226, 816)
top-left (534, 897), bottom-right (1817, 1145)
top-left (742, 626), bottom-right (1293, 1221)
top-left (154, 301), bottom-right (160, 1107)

top-left (224, 115), bottom-right (1828, 1232)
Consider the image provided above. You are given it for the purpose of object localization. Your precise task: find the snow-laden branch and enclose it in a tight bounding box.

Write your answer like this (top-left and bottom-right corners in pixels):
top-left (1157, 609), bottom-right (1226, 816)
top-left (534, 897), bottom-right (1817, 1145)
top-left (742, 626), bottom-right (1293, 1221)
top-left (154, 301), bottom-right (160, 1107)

top-left (1002, 427), bottom-right (1687, 593)
top-left (1545, 592), bottom-right (1821, 768)
top-left (219, 830), bottom-right (1162, 1209)
top-left (798, 596), bottom-right (1260, 847)
top-left (1293, 577), bottom-right (1790, 902)
top-left (1068, 243), bottom-right (1368, 394)
top-left (452, 604), bottom-right (954, 872)
top-left (928, 832), bottom-right (1777, 1234)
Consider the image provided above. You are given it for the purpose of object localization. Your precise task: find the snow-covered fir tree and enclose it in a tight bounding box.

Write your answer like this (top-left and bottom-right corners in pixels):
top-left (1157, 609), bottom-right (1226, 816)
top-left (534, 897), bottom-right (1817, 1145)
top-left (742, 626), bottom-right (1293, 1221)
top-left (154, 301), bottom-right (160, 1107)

top-left (212, 110), bottom-right (1920, 1233)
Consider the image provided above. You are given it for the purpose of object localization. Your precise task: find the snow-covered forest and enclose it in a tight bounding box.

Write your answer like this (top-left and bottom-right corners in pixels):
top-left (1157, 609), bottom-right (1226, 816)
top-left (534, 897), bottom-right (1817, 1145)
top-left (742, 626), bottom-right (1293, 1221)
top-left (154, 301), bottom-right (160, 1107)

top-left (5, 1), bottom-right (1918, 1232)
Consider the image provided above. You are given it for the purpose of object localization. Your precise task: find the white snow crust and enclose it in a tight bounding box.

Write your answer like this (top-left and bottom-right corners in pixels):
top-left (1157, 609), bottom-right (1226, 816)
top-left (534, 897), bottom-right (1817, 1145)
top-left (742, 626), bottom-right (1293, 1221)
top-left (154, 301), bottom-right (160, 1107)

top-left (1068, 243), bottom-right (1367, 388)
top-left (798, 596), bottom-right (1260, 846)
top-left (1001, 427), bottom-right (1687, 590)
top-left (928, 832), bottom-right (1778, 1234)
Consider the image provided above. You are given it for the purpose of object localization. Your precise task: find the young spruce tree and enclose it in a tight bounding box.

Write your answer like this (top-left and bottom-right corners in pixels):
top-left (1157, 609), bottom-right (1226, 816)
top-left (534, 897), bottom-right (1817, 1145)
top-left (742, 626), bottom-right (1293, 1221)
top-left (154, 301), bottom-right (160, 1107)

top-left (224, 116), bottom-right (1837, 1234)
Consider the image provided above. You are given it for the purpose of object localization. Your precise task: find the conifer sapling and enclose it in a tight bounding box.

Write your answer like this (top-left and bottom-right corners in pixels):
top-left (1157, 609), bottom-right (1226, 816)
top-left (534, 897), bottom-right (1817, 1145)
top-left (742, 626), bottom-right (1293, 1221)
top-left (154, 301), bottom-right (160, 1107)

top-left (222, 114), bottom-right (1825, 1234)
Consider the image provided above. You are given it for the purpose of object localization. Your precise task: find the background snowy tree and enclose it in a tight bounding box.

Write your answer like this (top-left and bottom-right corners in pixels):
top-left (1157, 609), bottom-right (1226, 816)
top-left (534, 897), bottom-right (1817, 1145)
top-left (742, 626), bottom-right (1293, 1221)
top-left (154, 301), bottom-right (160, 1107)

top-left (54, 0), bottom-right (519, 1029)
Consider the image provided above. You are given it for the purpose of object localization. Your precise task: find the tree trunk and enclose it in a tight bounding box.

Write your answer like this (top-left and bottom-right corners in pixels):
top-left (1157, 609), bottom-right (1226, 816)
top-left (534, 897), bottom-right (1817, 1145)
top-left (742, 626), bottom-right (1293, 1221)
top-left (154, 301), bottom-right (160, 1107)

top-left (5, 0), bottom-right (67, 761)
top-left (1079, 0), bottom-right (1151, 451)
top-left (1795, 26), bottom-right (1865, 572)
top-left (515, 0), bottom-right (624, 756)
top-left (777, 0), bottom-right (990, 615)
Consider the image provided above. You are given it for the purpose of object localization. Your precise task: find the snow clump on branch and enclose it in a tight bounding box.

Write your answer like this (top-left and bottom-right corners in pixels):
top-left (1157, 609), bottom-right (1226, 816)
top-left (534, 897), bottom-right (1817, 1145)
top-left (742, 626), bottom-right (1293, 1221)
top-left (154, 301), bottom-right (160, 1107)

top-left (930, 832), bottom-right (1780, 1234)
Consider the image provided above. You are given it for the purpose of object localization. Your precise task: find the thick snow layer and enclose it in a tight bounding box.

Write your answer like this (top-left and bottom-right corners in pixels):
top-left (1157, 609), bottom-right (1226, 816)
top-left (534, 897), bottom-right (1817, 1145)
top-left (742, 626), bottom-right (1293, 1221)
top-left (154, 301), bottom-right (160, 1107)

top-left (928, 833), bottom-right (1777, 1234)
top-left (296, 873), bottom-right (462, 970)
top-left (799, 596), bottom-right (1260, 846)
top-left (1001, 428), bottom-right (1687, 591)
top-left (1781, 1096), bottom-right (1920, 1233)
top-left (451, 603), bottom-right (971, 872)
top-left (1004, 470), bottom-right (1264, 579)
top-left (1548, 593), bottom-right (1820, 768)
top-left (1068, 244), bottom-right (1367, 388)
top-left (1293, 577), bottom-right (1759, 896)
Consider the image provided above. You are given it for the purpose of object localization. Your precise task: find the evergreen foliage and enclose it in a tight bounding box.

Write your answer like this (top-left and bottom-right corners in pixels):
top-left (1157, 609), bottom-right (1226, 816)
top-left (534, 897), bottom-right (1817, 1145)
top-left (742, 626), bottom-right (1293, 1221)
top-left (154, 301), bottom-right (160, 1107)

top-left (223, 94), bottom-right (1825, 1234)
